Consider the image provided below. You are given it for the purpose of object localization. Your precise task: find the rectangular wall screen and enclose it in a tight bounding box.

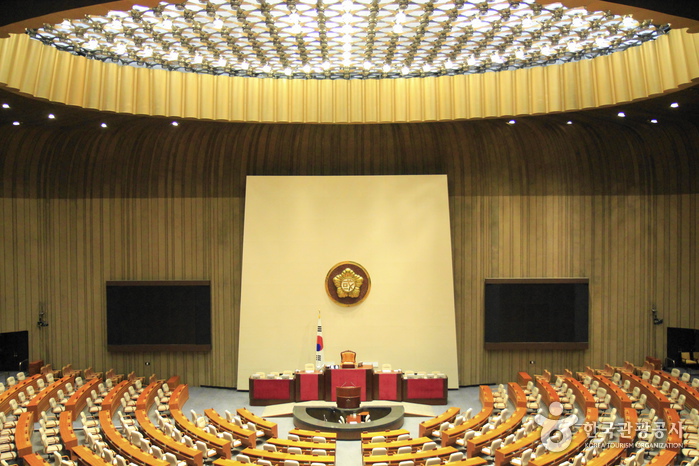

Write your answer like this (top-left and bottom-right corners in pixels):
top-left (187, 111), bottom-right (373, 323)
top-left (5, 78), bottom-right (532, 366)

top-left (106, 281), bottom-right (212, 352)
top-left (484, 278), bottom-right (589, 350)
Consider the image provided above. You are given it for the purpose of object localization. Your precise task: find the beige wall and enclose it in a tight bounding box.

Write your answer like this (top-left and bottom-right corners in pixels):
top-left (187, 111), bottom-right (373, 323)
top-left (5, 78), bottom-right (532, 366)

top-left (237, 176), bottom-right (459, 389)
top-left (0, 112), bottom-right (697, 388)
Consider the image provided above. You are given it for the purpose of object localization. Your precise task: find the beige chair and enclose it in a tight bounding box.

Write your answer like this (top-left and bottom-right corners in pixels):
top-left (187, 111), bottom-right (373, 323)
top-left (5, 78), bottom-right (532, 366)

top-left (682, 353), bottom-right (698, 367)
top-left (195, 440), bottom-right (217, 460)
top-left (481, 438), bottom-right (503, 457)
top-left (164, 452), bottom-right (187, 466)
top-left (512, 448), bottom-right (533, 466)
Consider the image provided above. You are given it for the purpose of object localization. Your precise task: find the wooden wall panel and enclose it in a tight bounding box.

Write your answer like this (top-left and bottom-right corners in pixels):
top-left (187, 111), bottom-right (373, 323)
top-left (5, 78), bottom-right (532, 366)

top-left (0, 104), bottom-right (697, 387)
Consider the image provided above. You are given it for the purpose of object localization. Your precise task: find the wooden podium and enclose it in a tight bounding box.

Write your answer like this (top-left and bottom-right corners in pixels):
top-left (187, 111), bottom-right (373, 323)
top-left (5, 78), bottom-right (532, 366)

top-left (336, 385), bottom-right (361, 409)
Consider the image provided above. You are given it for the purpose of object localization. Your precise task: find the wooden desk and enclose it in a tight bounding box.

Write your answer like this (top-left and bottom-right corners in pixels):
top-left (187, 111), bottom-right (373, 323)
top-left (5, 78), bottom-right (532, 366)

top-left (239, 447), bottom-right (335, 465)
top-left (593, 375), bottom-right (631, 410)
top-left (212, 460), bottom-right (253, 466)
top-left (584, 442), bottom-right (626, 466)
top-left (99, 410), bottom-right (169, 466)
top-left (509, 382), bottom-right (527, 408)
top-left (0, 373), bottom-right (42, 414)
top-left (653, 370), bottom-right (699, 411)
top-left (528, 407), bottom-right (598, 466)
top-left (204, 409), bottom-right (257, 448)
top-left (361, 437), bottom-right (430, 456)
top-left (100, 380), bottom-right (131, 413)
top-left (135, 380), bottom-right (162, 411)
top-left (466, 407), bottom-right (527, 457)
top-left (373, 371), bottom-right (402, 401)
top-left (169, 384), bottom-right (232, 459)
top-left (236, 407), bottom-right (277, 437)
top-left (65, 377), bottom-right (100, 414)
top-left (60, 410), bottom-right (79, 452)
top-left (518, 372), bottom-right (534, 388)
top-left (360, 429), bottom-right (411, 444)
top-left (622, 372), bottom-right (671, 411)
top-left (73, 445), bottom-right (112, 466)
top-left (363, 446), bottom-right (458, 465)
top-left (402, 376), bottom-right (448, 405)
top-left (288, 429), bottom-right (337, 443)
top-left (564, 376), bottom-right (596, 410)
top-left (441, 459), bottom-right (488, 466)
top-left (324, 366), bottom-right (373, 402)
top-left (14, 411), bottom-right (35, 457)
top-left (442, 386), bottom-right (493, 447)
top-left (267, 437), bottom-right (338, 454)
top-left (538, 379), bottom-right (560, 406)
top-left (135, 409), bottom-right (203, 466)
top-left (494, 428), bottom-right (542, 466)
top-left (249, 377), bottom-right (296, 406)
top-left (26, 374), bottom-right (76, 415)
top-left (418, 406), bottom-right (460, 438)
top-left (22, 453), bottom-right (51, 466)
top-left (296, 371), bottom-right (325, 401)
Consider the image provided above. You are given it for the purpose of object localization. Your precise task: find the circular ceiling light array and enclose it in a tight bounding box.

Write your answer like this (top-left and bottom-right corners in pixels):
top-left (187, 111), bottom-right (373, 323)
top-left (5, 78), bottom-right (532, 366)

top-left (27, 0), bottom-right (667, 80)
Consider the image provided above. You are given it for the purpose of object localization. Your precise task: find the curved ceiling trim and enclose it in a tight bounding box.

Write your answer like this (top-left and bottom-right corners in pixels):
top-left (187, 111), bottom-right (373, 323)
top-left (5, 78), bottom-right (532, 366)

top-left (0, 28), bottom-right (697, 123)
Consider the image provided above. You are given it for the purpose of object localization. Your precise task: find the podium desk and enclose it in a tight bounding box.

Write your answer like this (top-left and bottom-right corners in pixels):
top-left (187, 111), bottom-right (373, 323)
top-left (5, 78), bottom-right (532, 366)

top-left (402, 376), bottom-right (448, 405)
top-left (324, 366), bottom-right (373, 402)
top-left (373, 370), bottom-right (403, 401)
top-left (249, 377), bottom-right (295, 406)
top-left (295, 371), bottom-right (325, 401)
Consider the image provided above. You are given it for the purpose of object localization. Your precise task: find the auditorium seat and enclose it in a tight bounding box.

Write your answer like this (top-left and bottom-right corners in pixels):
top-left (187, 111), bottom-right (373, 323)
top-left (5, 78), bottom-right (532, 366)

top-left (511, 448), bottom-right (533, 466)
top-left (682, 353), bottom-right (698, 367)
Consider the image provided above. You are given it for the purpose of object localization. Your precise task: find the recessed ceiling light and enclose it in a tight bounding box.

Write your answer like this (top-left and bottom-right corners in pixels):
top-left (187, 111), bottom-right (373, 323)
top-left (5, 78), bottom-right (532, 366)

top-left (507, 120), bottom-right (516, 125)
top-left (617, 112), bottom-right (626, 118)
top-left (171, 121), bottom-right (179, 127)
top-left (2, 103), bottom-right (10, 109)
top-left (670, 102), bottom-right (679, 108)
top-left (566, 121), bottom-right (573, 125)
top-left (48, 114), bottom-right (55, 119)
top-left (650, 119), bottom-right (658, 124)
top-left (100, 123), bottom-right (108, 128)
top-left (12, 121), bottom-right (20, 126)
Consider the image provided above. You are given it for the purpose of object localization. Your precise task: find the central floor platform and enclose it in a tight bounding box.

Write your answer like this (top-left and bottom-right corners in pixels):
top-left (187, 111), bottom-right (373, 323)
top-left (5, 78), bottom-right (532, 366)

top-left (292, 404), bottom-right (405, 439)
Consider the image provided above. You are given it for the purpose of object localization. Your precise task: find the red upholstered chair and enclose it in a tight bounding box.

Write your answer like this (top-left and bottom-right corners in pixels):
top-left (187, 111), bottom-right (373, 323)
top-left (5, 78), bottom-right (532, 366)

top-left (340, 350), bottom-right (357, 369)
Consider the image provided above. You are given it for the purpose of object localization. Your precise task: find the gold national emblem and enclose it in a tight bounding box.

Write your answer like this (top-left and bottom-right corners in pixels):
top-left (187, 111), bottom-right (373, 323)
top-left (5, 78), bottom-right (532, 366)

top-left (325, 261), bottom-right (371, 306)
top-left (333, 268), bottom-right (364, 298)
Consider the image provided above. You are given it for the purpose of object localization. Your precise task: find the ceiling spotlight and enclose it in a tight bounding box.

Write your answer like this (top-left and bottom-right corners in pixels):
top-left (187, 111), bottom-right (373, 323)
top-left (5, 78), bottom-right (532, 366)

top-left (2, 103), bottom-right (9, 109)
top-left (650, 119), bottom-right (658, 124)
top-left (12, 121), bottom-right (20, 126)
top-left (507, 119), bottom-right (516, 125)
top-left (670, 102), bottom-right (679, 108)
top-left (171, 121), bottom-right (179, 126)
top-left (48, 114), bottom-right (56, 119)
top-left (617, 111), bottom-right (626, 117)
top-left (566, 121), bottom-right (573, 125)
top-left (100, 122), bottom-right (108, 128)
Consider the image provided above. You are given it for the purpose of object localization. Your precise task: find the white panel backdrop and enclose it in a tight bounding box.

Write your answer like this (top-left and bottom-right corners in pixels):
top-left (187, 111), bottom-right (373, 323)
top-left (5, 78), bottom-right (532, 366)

top-left (237, 175), bottom-right (459, 390)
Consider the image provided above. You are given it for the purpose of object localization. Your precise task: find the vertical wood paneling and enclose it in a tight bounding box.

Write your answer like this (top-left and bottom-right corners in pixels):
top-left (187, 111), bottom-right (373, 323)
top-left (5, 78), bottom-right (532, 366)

top-left (0, 106), bottom-right (697, 387)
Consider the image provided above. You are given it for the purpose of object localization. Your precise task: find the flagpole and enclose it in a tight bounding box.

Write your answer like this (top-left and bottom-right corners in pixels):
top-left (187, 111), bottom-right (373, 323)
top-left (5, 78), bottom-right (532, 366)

top-left (316, 310), bottom-right (324, 371)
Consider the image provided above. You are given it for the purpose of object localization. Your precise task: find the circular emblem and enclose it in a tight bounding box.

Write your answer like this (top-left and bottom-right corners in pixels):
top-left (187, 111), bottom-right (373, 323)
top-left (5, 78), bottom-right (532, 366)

top-left (325, 262), bottom-right (371, 306)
